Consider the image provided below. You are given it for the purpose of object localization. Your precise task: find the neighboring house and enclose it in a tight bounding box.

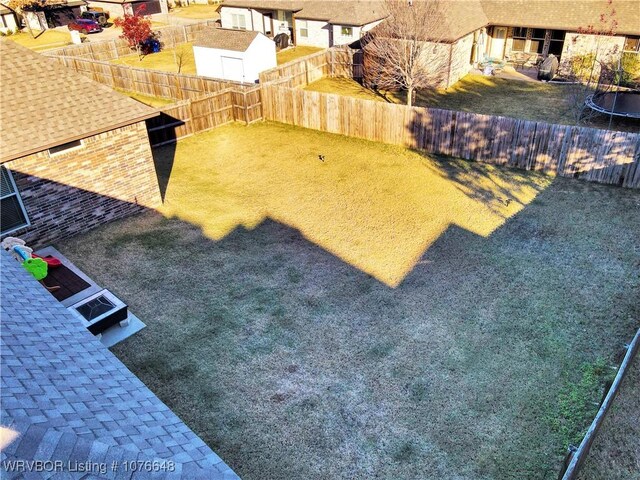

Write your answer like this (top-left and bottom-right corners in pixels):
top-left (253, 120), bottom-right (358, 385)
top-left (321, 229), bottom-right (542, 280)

top-left (0, 3), bottom-right (18, 32)
top-left (17, 0), bottom-right (87, 30)
top-left (218, 0), bottom-right (386, 48)
top-left (218, 0), bottom-right (639, 88)
top-left (0, 250), bottom-right (239, 479)
top-left (395, 0), bottom-right (640, 88)
top-left (194, 27), bottom-right (276, 82)
top-left (0, 39), bottom-right (161, 247)
top-left (480, 0), bottom-right (640, 74)
top-left (86, 0), bottom-right (167, 18)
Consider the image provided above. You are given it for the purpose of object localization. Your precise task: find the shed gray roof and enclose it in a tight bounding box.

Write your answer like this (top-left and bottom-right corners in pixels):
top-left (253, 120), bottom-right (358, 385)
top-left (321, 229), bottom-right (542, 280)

top-left (194, 27), bottom-right (261, 51)
top-left (0, 250), bottom-right (239, 479)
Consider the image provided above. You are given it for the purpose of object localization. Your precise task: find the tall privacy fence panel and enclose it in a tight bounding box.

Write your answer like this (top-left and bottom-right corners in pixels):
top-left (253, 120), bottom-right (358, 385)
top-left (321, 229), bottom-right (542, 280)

top-left (44, 21), bottom-right (219, 61)
top-left (260, 84), bottom-right (640, 188)
top-left (47, 56), bottom-right (248, 100)
top-left (47, 53), bottom-right (262, 146)
top-left (258, 46), bottom-right (358, 87)
top-left (49, 39), bottom-right (639, 187)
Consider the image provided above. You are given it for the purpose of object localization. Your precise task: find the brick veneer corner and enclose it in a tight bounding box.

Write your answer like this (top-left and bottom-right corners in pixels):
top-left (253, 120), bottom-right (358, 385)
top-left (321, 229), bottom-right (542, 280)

top-left (4, 121), bottom-right (162, 247)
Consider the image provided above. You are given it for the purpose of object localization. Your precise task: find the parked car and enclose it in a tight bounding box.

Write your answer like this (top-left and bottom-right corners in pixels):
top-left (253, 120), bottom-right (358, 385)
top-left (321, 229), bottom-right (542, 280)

top-left (80, 10), bottom-right (109, 27)
top-left (68, 18), bottom-right (103, 34)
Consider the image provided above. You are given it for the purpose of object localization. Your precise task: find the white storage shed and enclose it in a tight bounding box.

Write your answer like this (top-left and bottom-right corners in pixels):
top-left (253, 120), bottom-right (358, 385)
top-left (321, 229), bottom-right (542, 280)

top-left (193, 28), bottom-right (277, 83)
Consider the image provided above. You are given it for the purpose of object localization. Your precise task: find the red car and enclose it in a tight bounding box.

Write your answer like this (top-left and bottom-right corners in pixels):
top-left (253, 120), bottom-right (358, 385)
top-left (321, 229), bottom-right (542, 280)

top-left (68, 18), bottom-right (103, 34)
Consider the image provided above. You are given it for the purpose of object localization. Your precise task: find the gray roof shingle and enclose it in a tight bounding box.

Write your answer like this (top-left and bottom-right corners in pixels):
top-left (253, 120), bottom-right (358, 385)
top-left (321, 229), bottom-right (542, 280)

top-left (0, 250), bottom-right (239, 479)
top-left (194, 28), bottom-right (261, 51)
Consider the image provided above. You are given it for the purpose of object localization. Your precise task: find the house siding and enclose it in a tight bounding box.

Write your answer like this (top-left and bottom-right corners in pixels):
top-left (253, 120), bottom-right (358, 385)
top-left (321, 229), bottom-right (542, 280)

top-left (3, 122), bottom-right (161, 247)
top-left (296, 18), bottom-right (330, 48)
top-left (86, 0), bottom-right (129, 18)
top-left (559, 32), bottom-right (626, 75)
top-left (448, 32), bottom-right (475, 86)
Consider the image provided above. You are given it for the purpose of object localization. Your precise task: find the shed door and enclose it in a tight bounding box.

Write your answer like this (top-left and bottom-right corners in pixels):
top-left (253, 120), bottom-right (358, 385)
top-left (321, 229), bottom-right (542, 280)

top-left (221, 56), bottom-right (244, 82)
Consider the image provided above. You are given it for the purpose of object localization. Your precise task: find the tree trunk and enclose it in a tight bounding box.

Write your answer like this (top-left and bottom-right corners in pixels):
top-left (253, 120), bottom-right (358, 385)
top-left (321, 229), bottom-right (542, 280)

top-left (406, 85), bottom-right (414, 107)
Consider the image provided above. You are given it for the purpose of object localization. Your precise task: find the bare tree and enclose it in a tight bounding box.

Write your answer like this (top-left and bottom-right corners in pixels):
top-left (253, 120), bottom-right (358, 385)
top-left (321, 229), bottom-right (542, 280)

top-left (562, 0), bottom-right (621, 124)
top-left (363, 0), bottom-right (447, 107)
top-left (161, 27), bottom-right (189, 73)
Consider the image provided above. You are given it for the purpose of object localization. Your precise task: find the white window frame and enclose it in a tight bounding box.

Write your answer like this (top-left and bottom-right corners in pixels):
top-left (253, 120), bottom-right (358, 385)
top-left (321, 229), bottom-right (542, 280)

top-left (231, 13), bottom-right (247, 30)
top-left (48, 139), bottom-right (84, 157)
top-left (341, 26), bottom-right (353, 37)
top-left (298, 19), bottom-right (308, 38)
top-left (1, 166), bottom-right (30, 235)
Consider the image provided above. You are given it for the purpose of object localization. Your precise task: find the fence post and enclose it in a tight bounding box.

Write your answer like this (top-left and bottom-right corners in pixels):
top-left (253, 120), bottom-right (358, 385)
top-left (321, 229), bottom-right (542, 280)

top-left (305, 59), bottom-right (310, 86)
top-left (330, 49), bottom-right (334, 77)
top-left (243, 90), bottom-right (250, 125)
top-left (183, 25), bottom-right (188, 43)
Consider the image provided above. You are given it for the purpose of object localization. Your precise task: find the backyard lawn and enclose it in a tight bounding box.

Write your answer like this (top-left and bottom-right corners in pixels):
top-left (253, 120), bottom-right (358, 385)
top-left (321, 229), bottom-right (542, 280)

top-left (5, 30), bottom-right (73, 51)
top-left (112, 43), bottom-right (196, 74)
top-left (305, 75), bottom-right (638, 131)
top-left (59, 122), bottom-right (640, 479)
top-left (169, 4), bottom-right (220, 20)
top-left (277, 46), bottom-right (323, 65)
top-left (112, 44), bottom-right (323, 75)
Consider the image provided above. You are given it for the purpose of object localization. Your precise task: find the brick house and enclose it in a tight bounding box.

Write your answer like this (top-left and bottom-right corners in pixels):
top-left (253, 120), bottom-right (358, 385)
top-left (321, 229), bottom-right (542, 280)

top-left (219, 0), bottom-right (638, 88)
top-left (0, 40), bottom-right (162, 247)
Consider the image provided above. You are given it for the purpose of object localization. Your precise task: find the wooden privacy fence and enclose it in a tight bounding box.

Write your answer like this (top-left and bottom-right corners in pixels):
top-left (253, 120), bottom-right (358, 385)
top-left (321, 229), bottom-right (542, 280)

top-left (48, 56), bottom-right (251, 101)
top-left (261, 84), bottom-right (640, 188)
top-left (146, 86), bottom-right (262, 147)
top-left (258, 46), bottom-right (362, 87)
top-left (44, 21), bottom-right (218, 61)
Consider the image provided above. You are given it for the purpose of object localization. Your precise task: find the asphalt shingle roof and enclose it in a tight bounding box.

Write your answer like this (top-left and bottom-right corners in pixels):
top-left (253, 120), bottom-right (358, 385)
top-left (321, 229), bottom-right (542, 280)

top-left (194, 28), bottom-right (261, 51)
top-left (220, 0), bottom-right (639, 39)
top-left (480, 0), bottom-right (640, 36)
top-left (221, 0), bottom-right (387, 26)
top-left (0, 250), bottom-right (239, 479)
top-left (0, 40), bottom-right (158, 163)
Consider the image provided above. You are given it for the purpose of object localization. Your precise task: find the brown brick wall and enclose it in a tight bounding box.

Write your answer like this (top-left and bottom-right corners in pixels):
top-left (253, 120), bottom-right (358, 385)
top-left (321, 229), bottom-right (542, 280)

top-left (4, 122), bottom-right (162, 247)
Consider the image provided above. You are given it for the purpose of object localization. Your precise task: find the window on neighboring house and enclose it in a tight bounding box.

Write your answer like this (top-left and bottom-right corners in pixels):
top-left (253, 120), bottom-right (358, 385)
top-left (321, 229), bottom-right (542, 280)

top-left (341, 26), bottom-right (353, 37)
top-left (0, 166), bottom-right (30, 235)
top-left (530, 28), bottom-right (545, 54)
top-left (231, 13), bottom-right (247, 30)
top-left (548, 29), bottom-right (565, 57)
top-left (49, 139), bottom-right (83, 156)
top-left (298, 20), bottom-right (308, 37)
top-left (511, 27), bottom-right (526, 51)
top-left (624, 36), bottom-right (640, 52)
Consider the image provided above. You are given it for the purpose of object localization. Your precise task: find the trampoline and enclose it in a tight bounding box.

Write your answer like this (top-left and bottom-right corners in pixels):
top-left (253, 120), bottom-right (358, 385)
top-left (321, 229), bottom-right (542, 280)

top-left (580, 57), bottom-right (640, 126)
top-left (585, 90), bottom-right (640, 118)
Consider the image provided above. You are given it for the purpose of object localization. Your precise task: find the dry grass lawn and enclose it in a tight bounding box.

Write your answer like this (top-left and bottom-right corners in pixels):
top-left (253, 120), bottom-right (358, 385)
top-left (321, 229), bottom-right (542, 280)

top-left (59, 122), bottom-right (640, 480)
top-left (169, 4), bottom-right (221, 20)
top-left (277, 46), bottom-right (323, 65)
top-left (112, 43), bottom-right (196, 74)
top-left (305, 76), bottom-right (639, 131)
top-left (4, 30), bottom-right (73, 51)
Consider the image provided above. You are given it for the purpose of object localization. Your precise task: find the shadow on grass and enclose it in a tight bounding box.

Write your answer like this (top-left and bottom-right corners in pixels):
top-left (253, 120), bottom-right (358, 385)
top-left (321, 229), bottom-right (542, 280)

top-left (56, 176), bottom-right (640, 480)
